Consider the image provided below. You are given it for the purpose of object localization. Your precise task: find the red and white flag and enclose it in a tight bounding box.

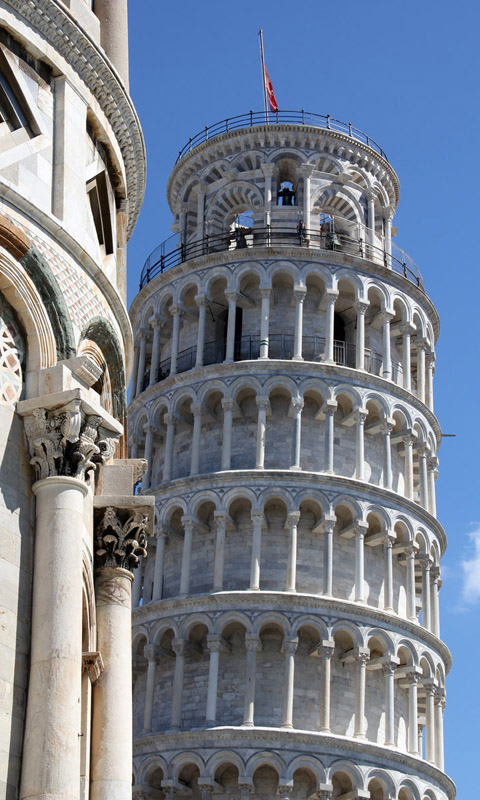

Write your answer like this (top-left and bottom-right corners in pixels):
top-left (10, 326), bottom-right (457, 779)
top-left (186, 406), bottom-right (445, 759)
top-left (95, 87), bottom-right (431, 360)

top-left (264, 63), bottom-right (278, 113)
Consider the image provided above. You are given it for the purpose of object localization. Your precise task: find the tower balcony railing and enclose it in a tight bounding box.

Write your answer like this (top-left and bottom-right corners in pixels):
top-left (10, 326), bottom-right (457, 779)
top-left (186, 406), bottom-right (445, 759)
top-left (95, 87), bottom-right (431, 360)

top-left (139, 226), bottom-right (423, 291)
top-left (141, 335), bottom-right (405, 390)
top-left (174, 109), bottom-right (388, 163)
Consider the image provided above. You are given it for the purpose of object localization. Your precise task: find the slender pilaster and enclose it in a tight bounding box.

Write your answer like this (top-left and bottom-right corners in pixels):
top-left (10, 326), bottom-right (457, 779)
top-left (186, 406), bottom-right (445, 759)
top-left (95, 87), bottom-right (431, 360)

top-left (301, 164), bottom-right (314, 230)
top-left (249, 511), bottom-right (264, 590)
top-left (319, 641), bottom-right (335, 732)
top-left (323, 401), bottom-right (337, 473)
top-left (149, 318), bottom-right (163, 385)
top-left (163, 413), bottom-right (176, 482)
top-left (355, 408), bottom-right (367, 480)
top-left (424, 680), bottom-right (436, 764)
top-left (141, 424), bottom-right (155, 491)
top-left (420, 556), bottom-right (432, 631)
top-left (179, 516), bottom-right (195, 596)
top-left (382, 312), bottom-right (393, 379)
top-left (152, 529), bottom-right (167, 602)
top-left (323, 516), bottom-right (335, 597)
top-left (169, 306), bottom-right (183, 376)
top-left (431, 567), bottom-right (441, 638)
top-left (354, 522), bottom-right (368, 602)
top-left (195, 294), bottom-right (207, 367)
top-left (416, 339), bottom-right (426, 403)
top-left (225, 291), bottom-right (238, 363)
top-left (401, 323), bottom-right (414, 391)
top-left (426, 352), bottom-right (435, 411)
top-left (293, 289), bottom-right (306, 360)
top-left (255, 396), bottom-right (269, 469)
top-left (261, 163), bottom-right (275, 226)
top-left (221, 398), bottom-right (234, 470)
top-left (383, 533), bottom-right (395, 612)
top-left (382, 420), bottom-right (393, 490)
top-left (403, 432), bottom-right (415, 500)
top-left (285, 512), bottom-right (300, 592)
top-left (190, 404), bottom-right (202, 476)
top-left (383, 660), bottom-right (398, 746)
top-left (407, 669), bottom-right (420, 755)
top-left (290, 398), bottom-right (303, 470)
top-left (418, 444), bottom-right (429, 508)
top-left (213, 512), bottom-right (228, 591)
top-left (259, 288), bottom-right (271, 359)
top-left (281, 637), bottom-right (298, 728)
top-left (323, 291), bottom-right (338, 363)
top-left (366, 191), bottom-right (375, 247)
top-left (427, 455), bottom-right (438, 516)
top-left (355, 301), bottom-right (368, 370)
top-left (434, 692), bottom-right (446, 770)
top-left (135, 329), bottom-right (147, 396)
top-left (142, 644), bottom-right (159, 733)
top-left (205, 635), bottom-right (222, 725)
top-left (170, 639), bottom-right (186, 730)
top-left (131, 345), bottom-right (140, 399)
top-left (243, 635), bottom-right (259, 726)
top-left (354, 650), bottom-right (370, 739)
top-left (405, 545), bottom-right (418, 622)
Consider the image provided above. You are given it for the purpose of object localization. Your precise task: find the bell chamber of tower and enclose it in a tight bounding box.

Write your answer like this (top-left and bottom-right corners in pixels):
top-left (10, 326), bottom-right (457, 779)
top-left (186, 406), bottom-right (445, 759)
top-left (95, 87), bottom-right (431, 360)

top-left (128, 112), bottom-right (453, 800)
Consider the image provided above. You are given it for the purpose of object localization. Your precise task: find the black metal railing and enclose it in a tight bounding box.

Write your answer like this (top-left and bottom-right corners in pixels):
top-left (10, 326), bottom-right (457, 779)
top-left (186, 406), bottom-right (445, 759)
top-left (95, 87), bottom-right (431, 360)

top-left (139, 227), bottom-right (424, 291)
top-left (146, 336), bottom-right (396, 387)
top-left (175, 110), bottom-right (387, 163)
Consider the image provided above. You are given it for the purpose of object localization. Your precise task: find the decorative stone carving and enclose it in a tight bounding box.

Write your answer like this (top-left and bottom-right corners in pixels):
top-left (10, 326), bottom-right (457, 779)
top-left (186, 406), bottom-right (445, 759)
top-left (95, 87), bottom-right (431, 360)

top-left (94, 505), bottom-right (148, 571)
top-left (82, 651), bottom-right (104, 682)
top-left (23, 401), bottom-right (120, 481)
top-left (0, 293), bottom-right (24, 406)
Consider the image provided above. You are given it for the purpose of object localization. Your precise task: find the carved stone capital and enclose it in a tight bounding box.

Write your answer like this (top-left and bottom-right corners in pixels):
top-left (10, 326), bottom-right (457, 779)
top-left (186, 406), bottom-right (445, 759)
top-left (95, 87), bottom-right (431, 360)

top-left (82, 651), bottom-right (104, 682)
top-left (94, 505), bottom-right (149, 572)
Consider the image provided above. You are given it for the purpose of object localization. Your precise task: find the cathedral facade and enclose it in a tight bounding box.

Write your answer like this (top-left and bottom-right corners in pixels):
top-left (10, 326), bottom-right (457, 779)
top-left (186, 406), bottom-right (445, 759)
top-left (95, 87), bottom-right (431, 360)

top-left (0, 2), bottom-right (151, 800)
top-left (128, 112), bottom-right (454, 800)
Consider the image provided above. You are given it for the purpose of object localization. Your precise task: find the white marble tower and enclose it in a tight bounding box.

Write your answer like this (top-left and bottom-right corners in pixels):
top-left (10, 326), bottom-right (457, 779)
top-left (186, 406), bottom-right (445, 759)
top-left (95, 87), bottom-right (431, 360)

top-left (129, 112), bottom-right (453, 800)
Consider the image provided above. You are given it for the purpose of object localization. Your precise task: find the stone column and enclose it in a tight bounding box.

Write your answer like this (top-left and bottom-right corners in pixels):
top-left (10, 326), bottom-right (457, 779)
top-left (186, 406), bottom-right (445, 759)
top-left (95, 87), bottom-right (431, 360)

top-left (427, 455), bottom-right (438, 517)
top-left (403, 432), bottom-right (415, 500)
top-left (206, 635), bottom-right (222, 725)
top-left (319, 641), bottom-right (335, 732)
top-left (261, 163), bottom-right (275, 227)
top-left (255, 397), bottom-right (269, 469)
top-left (355, 409), bottom-right (367, 480)
top-left (324, 291), bottom-right (338, 363)
top-left (382, 312), bottom-right (393, 379)
top-left (141, 424), bottom-right (155, 491)
top-left (243, 634), bottom-right (259, 725)
top-left (382, 420), bottom-right (393, 490)
top-left (401, 324), bottom-right (413, 392)
top-left (196, 189), bottom-right (205, 240)
top-left (434, 692), bottom-right (445, 771)
top-left (93, 0), bottom-right (129, 86)
top-left (286, 512), bottom-right (300, 592)
top-left (426, 352), bottom-right (435, 411)
top-left (170, 639), bottom-right (186, 730)
top-left (149, 318), bottom-right (163, 385)
top-left (225, 291), bottom-right (238, 363)
top-left (190, 404), bottom-right (202, 476)
top-left (169, 306), bottom-right (183, 376)
top-left (383, 660), bottom-right (398, 746)
top-left (416, 339), bottom-right (426, 403)
top-left (424, 680), bottom-right (436, 764)
top-left (135, 329), bottom-right (147, 396)
top-left (420, 556), bottom-right (432, 631)
top-left (259, 288), bottom-right (271, 359)
top-left (407, 670), bottom-right (420, 755)
top-left (430, 567), bottom-right (441, 638)
top-left (19, 476), bottom-right (88, 800)
top-left (323, 516), bottom-right (335, 597)
top-left (293, 289), bottom-right (306, 360)
top-left (354, 523), bottom-right (367, 602)
top-left (324, 401), bottom-right (337, 473)
top-left (213, 512), bottom-right (228, 591)
top-left (179, 516), bottom-right (195, 596)
top-left (131, 558), bottom-right (143, 608)
top-left (405, 545), bottom-right (417, 622)
top-left (152, 529), bottom-right (167, 602)
top-left (384, 213), bottom-right (393, 268)
top-left (142, 644), bottom-right (160, 733)
top-left (418, 445), bottom-right (429, 508)
top-left (221, 398), bottom-right (234, 470)
top-left (290, 398), bottom-right (303, 470)
top-left (354, 650), bottom-right (370, 739)
top-left (249, 511), bottom-right (264, 590)
top-left (383, 534), bottom-right (395, 612)
top-left (91, 504), bottom-right (149, 800)
top-left (195, 294), bottom-right (207, 367)
top-left (301, 164), bottom-right (314, 231)
top-left (367, 191), bottom-right (375, 247)
top-left (355, 302), bottom-right (368, 370)
top-left (163, 413), bottom-right (176, 482)
top-left (129, 435), bottom-right (140, 459)
top-left (281, 637), bottom-right (298, 728)
top-left (131, 345), bottom-right (140, 399)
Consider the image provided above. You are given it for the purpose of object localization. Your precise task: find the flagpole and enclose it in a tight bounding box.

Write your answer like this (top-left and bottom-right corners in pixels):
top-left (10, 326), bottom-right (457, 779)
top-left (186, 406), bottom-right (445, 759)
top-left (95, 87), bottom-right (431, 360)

top-left (258, 29), bottom-right (269, 125)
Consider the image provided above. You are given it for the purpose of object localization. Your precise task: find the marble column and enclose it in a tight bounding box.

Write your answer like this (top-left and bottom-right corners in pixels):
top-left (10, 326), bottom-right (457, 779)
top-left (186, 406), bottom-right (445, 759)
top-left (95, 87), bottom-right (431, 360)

top-left (324, 401), bottom-right (337, 473)
top-left (355, 408), bottom-right (367, 480)
top-left (131, 345), bottom-right (140, 400)
top-left (142, 644), bottom-right (159, 733)
top-left (281, 637), bottom-right (298, 728)
top-left (149, 318), bottom-right (163, 385)
top-left (418, 445), bottom-right (429, 508)
top-left (179, 516), bottom-right (195, 596)
top-left (141, 424), bottom-right (155, 491)
top-left (427, 455), bottom-right (438, 517)
top-left (434, 692), bottom-right (445, 771)
top-left (430, 567), bottom-right (441, 638)
top-left (243, 635), bottom-right (259, 726)
top-left (196, 189), bottom-right (205, 240)
top-left (213, 512), bottom-right (228, 591)
top-left (401, 324), bottom-right (414, 392)
top-left (420, 556), bottom-right (432, 631)
top-left (190, 404), bottom-right (202, 476)
top-left (259, 288), bottom-right (271, 359)
top-left (255, 397), bottom-right (269, 469)
top-left (403, 433), bottom-right (415, 500)
top-left (170, 639), bottom-right (186, 729)
top-left (249, 511), bottom-right (264, 590)
top-left (221, 398), bottom-right (234, 470)
top-left (290, 398), bottom-right (303, 470)
top-left (135, 329), bottom-right (147, 396)
top-left (323, 516), bottom-right (335, 597)
top-left (261, 163), bottom-right (275, 227)
top-left (426, 352), bottom-right (435, 411)
top-left (382, 312), bottom-right (393, 379)
top-left (416, 339), bottom-right (426, 403)
top-left (424, 680), bottom-right (436, 764)
top-left (225, 291), bottom-right (238, 363)
top-left (163, 413), bottom-right (176, 482)
top-left (382, 420), bottom-right (393, 490)
top-left (195, 294), bottom-right (207, 368)
top-left (383, 660), bottom-right (398, 746)
top-left (354, 524), bottom-right (367, 602)
top-left (319, 641), bottom-right (335, 732)
top-left (367, 191), bottom-right (375, 248)
top-left (383, 534), bottom-right (395, 612)
top-left (324, 291), bottom-right (338, 363)
top-left (354, 650), bottom-right (370, 739)
top-left (286, 512), bottom-right (300, 592)
top-left (384, 213), bottom-right (393, 268)
top-left (293, 289), bottom-right (306, 360)
top-left (19, 476), bottom-right (88, 800)
top-left (206, 635), bottom-right (222, 724)
top-left (405, 545), bottom-right (417, 622)
top-left (301, 164), bottom-right (314, 231)
top-left (169, 306), bottom-right (183, 377)
top-left (355, 301), bottom-right (368, 370)
top-left (152, 529), bottom-right (167, 602)
top-left (407, 670), bottom-right (420, 755)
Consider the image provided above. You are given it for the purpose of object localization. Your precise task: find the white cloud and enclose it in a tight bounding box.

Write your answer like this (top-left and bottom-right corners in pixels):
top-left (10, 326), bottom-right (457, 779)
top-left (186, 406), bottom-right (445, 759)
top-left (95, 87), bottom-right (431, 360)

top-left (460, 525), bottom-right (480, 605)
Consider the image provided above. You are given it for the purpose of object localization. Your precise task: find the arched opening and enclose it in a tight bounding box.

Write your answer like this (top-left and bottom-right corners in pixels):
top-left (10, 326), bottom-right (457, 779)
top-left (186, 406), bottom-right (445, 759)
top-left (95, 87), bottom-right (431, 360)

top-left (255, 623), bottom-right (286, 726)
top-left (217, 622), bottom-right (247, 725)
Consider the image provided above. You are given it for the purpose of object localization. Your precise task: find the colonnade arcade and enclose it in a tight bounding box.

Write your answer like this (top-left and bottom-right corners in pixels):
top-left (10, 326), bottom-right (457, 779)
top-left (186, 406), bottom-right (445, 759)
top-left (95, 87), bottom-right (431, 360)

top-left (130, 267), bottom-right (435, 410)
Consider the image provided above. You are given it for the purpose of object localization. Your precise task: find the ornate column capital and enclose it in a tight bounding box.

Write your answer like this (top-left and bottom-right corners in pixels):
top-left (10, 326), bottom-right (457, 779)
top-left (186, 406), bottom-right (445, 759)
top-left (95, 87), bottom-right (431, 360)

top-left (170, 304), bottom-right (184, 318)
top-left (206, 634), bottom-right (224, 654)
top-left (283, 637), bottom-right (299, 655)
top-left (94, 504), bottom-right (149, 572)
top-left (354, 300), bottom-right (369, 315)
top-left (245, 633), bottom-right (260, 652)
top-left (300, 163), bottom-right (315, 178)
top-left (261, 162), bottom-right (277, 177)
top-left (164, 412), bottom-right (178, 427)
top-left (144, 643), bottom-right (160, 663)
top-left (19, 393), bottom-right (122, 482)
top-left (354, 648), bottom-right (370, 666)
top-left (381, 659), bottom-right (399, 677)
top-left (259, 287), bottom-right (272, 300)
top-left (171, 638), bottom-right (186, 657)
top-left (286, 511), bottom-right (301, 528)
top-left (82, 651), bottom-right (104, 682)
top-left (225, 290), bottom-right (240, 304)
top-left (221, 398), bottom-right (234, 413)
top-left (195, 293), bottom-right (208, 308)
top-left (293, 288), bottom-right (307, 303)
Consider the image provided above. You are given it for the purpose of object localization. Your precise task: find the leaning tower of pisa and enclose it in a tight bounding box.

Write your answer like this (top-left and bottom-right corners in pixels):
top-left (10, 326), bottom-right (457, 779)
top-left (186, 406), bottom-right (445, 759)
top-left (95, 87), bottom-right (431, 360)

top-left (129, 111), bottom-right (453, 800)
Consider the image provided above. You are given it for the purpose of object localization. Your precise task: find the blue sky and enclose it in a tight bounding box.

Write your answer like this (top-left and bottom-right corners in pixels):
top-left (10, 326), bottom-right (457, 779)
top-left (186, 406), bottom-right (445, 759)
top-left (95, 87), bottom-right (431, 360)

top-left (127, 1), bottom-right (478, 793)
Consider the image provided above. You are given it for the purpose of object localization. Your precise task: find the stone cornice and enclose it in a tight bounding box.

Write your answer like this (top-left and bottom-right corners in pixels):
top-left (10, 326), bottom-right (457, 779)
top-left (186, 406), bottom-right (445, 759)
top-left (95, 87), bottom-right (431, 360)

top-left (0, 0), bottom-right (145, 237)
top-left (128, 355), bottom-right (442, 448)
top-left (132, 588), bottom-right (452, 672)
top-left (129, 246), bottom-right (439, 341)
top-left (133, 727), bottom-right (455, 798)
top-left (167, 125), bottom-right (400, 209)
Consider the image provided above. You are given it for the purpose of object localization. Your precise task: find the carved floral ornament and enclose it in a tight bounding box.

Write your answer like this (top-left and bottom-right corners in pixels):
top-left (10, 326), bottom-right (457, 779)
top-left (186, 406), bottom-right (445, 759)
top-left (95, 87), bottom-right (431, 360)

top-left (23, 400), bottom-right (119, 481)
top-left (94, 506), bottom-right (148, 572)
